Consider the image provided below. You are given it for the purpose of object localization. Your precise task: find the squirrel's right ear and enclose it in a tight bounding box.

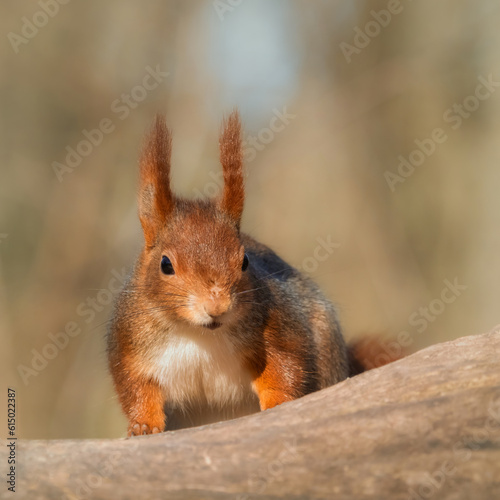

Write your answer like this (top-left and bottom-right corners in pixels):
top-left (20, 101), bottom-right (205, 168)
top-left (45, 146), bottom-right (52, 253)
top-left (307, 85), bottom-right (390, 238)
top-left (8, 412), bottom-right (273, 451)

top-left (138, 114), bottom-right (175, 248)
top-left (219, 110), bottom-right (244, 228)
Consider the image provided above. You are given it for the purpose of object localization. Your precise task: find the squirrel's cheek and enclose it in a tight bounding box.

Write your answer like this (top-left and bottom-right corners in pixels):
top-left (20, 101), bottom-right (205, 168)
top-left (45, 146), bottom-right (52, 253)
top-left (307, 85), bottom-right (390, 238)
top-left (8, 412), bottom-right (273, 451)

top-left (179, 294), bottom-right (211, 324)
top-left (175, 292), bottom-right (234, 326)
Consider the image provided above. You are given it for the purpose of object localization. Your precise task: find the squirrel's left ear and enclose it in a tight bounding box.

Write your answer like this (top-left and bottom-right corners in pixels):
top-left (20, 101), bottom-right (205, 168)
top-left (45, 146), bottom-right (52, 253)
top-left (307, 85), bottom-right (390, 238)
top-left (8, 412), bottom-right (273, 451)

top-left (219, 110), bottom-right (244, 228)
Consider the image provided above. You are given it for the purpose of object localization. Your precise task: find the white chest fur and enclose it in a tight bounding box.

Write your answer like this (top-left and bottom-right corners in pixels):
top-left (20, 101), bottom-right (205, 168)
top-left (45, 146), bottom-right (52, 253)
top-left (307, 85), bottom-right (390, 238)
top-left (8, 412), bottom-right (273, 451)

top-left (142, 326), bottom-right (257, 411)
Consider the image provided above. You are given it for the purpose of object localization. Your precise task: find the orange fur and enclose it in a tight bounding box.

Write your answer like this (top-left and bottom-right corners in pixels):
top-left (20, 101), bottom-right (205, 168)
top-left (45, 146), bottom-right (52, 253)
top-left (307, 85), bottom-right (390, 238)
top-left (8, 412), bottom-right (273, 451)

top-left (138, 114), bottom-right (174, 248)
top-left (348, 336), bottom-right (405, 376)
top-left (219, 110), bottom-right (244, 226)
top-left (108, 353), bottom-right (166, 436)
top-left (248, 315), bottom-right (305, 410)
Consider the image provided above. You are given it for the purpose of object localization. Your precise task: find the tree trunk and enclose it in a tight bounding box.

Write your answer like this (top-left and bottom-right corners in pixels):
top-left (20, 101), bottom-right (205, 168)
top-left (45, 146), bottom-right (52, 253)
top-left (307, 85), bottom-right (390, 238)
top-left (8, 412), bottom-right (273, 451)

top-left (4, 331), bottom-right (500, 500)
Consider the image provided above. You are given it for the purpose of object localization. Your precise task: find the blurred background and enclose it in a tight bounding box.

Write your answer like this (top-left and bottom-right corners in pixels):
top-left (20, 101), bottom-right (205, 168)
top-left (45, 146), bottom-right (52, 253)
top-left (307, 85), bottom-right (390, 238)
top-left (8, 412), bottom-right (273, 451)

top-left (1, 0), bottom-right (499, 439)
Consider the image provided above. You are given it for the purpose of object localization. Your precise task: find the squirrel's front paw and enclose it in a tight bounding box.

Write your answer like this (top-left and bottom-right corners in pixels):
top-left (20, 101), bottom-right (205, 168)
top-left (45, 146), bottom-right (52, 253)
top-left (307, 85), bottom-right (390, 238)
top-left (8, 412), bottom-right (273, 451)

top-left (127, 422), bottom-right (162, 437)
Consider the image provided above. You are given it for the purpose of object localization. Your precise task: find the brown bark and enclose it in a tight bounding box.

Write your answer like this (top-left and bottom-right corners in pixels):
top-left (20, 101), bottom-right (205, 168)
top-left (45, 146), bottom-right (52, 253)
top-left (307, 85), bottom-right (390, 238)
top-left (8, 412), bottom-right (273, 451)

top-left (4, 331), bottom-right (500, 500)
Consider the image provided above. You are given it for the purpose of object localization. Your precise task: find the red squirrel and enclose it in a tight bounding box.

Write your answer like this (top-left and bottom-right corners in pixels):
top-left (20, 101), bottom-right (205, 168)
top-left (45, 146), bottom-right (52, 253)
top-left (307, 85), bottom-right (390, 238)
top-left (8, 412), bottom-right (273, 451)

top-left (107, 111), bottom-right (392, 436)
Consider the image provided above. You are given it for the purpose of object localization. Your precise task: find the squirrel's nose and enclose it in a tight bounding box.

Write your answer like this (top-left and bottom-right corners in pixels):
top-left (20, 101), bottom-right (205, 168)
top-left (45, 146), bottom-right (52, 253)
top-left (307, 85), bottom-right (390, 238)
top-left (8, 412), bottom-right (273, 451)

top-left (203, 300), bottom-right (230, 318)
top-left (203, 287), bottom-right (231, 318)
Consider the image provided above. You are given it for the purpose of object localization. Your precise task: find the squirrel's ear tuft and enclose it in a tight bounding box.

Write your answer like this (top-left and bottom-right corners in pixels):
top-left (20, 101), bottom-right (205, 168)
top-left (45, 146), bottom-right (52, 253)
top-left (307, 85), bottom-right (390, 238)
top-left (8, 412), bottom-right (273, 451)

top-left (138, 114), bottom-right (174, 247)
top-left (219, 109), bottom-right (244, 228)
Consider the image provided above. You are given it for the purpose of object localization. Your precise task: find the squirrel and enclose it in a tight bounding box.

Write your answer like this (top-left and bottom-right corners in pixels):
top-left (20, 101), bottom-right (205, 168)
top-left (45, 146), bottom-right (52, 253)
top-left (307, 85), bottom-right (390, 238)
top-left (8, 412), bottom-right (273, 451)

top-left (107, 110), bottom-right (396, 436)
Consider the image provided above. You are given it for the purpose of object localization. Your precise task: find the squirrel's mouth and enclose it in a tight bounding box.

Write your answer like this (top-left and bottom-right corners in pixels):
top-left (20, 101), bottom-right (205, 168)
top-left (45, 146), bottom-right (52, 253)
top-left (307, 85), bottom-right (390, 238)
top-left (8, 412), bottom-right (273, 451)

top-left (204, 321), bottom-right (222, 330)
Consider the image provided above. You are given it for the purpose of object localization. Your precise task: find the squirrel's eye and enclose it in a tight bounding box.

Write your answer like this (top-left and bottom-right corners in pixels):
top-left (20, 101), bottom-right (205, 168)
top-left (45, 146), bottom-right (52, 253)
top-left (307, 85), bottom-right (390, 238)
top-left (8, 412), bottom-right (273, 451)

top-left (242, 253), bottom-right (249, 272)
top-left (161, 256), bottom-right (175, 275)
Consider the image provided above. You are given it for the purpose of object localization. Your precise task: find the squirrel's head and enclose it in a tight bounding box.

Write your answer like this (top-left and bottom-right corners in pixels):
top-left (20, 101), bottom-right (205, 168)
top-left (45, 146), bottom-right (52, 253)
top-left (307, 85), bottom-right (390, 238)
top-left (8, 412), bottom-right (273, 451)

top-left (136, 111), bottom-right (251, 331)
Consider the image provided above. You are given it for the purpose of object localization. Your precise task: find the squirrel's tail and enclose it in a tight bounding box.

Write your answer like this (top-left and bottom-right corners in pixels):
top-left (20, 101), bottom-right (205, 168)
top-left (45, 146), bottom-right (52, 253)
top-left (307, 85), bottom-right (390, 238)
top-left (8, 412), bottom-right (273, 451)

top-left (347, 336), bottom-right (406, 376)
